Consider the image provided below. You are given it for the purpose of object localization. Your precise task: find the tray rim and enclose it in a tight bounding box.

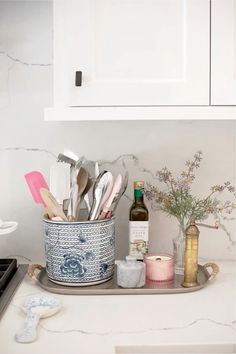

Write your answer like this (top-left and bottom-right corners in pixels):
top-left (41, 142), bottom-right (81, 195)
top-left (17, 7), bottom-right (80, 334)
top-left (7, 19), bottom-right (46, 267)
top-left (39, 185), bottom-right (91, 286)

top-left (32, 263), bottom-right (218, 295)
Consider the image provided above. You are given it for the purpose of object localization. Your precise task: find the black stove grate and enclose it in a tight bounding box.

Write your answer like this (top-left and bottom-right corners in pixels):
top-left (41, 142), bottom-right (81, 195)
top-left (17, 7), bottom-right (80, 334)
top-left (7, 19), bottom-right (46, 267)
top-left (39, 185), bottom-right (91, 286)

top-left (0, 260), bottom-right (28, 320)
top-left (0, 259), bottom-right (17, 297)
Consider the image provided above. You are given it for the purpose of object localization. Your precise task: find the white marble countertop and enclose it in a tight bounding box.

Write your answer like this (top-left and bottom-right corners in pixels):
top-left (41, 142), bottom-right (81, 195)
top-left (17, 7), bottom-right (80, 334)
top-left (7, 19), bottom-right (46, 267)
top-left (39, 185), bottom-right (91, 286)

top-left (0, 261), bottom-right (235, 354)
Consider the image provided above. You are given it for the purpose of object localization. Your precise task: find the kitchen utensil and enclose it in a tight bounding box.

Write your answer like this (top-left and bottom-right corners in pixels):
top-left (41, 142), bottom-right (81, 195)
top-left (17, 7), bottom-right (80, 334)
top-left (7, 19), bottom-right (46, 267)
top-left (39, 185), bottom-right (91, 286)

top-left (81, 176), bottom-right (94, 215)
top-left (63, 198), bottom-right (70, 216)
top-left (67, 166), bottom-right (78, 221)
top-left (98, 174), bottom-right (122, 220)
top-left (58, 152), bottom-right (77, 218)
top-left (63, 149), bottom-right (79, 162)
top-left (95, 161), bottom-right (99, 178)
top-left (80, 161), bottom-right (98, 213)
top-left (50, 162), bottom-right (70, 205)
top-left (51, 216), bottom-right (64, 221)
top-left (57, 151), bottom-right (85, 220)
top-left (75, 156), bottom-right (85, 169)
top-left (40, 188), bottom-right (68, 221)
top-left (88, 170), bottom-right (109, 220)
top-left (82, 160), bottom-right (96, 180)
top-left (81, 177), bottom-right (93, 203)
top-left (0, 219), bottom-right (18, 235)
top-left (109, 171), bottom-right (128, 215)
top-left (58, 151), bottom-right (85, 169)
top-left (24, 171), bottom-right (54, 219)
top-left (15, 296), bottom-right (61, 343)
top-left (84, 194), bottom-right (91, 214)
top-left (24, 171), bottom-right (49, 206)
top-left (75, 167), bottom-right (89, 220)
top-left (57, 153), bottom-right (76, 166)
top-left (95, 173), bottom-right (113, 218)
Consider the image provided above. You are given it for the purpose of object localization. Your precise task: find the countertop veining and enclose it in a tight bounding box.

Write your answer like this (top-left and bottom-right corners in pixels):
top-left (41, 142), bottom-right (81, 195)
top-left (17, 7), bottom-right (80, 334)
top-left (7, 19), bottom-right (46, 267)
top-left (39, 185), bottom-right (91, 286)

top-left (0, 261), bottom-right (235, 354)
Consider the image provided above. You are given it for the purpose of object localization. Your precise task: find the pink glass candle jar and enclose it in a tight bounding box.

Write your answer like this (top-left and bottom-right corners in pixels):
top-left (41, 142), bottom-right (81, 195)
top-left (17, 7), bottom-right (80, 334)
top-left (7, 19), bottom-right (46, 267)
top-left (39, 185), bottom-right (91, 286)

top-left (144, 253), bottom-right (174, 282)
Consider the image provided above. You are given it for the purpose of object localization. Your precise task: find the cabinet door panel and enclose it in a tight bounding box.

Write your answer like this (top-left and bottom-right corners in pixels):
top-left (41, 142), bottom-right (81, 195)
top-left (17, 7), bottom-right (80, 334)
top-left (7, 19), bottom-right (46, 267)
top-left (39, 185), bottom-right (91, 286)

top-left (211, 0), bottom-right (236, 105)
top-left (56, 0), bottom-right (209, 106)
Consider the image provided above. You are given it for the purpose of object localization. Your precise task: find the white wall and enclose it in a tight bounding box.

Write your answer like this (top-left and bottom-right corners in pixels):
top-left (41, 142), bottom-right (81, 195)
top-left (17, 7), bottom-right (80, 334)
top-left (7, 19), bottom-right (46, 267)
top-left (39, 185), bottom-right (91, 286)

top-left (0, 1), bottom-right (235, 264)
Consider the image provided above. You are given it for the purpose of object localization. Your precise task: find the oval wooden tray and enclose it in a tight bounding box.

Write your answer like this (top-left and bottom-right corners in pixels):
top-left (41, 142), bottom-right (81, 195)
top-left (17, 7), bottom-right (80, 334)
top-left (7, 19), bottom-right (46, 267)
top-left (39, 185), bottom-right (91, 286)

top-left (28, 263), bottom-right (219, 295)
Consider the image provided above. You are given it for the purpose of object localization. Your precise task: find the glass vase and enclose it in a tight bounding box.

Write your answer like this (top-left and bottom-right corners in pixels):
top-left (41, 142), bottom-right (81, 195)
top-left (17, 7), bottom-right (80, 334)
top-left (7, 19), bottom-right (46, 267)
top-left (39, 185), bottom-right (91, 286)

top-left (173, 223), bottom-right (186, 275)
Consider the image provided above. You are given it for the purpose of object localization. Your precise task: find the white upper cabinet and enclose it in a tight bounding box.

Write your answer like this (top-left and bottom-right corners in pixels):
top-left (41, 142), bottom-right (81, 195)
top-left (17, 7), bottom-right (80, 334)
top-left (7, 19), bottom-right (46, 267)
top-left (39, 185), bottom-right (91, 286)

top-left (211, 0), bottom-right (236, 105)
top-left (45, 0), bottom-right (236, 120)
top-left (54, 0), bottom-right (209, 107)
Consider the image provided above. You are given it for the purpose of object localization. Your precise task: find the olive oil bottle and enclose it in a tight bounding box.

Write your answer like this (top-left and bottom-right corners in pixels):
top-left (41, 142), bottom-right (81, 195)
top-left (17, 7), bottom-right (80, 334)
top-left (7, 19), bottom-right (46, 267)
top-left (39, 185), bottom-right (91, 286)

top-left (129, 181), bottom-right (149, 260)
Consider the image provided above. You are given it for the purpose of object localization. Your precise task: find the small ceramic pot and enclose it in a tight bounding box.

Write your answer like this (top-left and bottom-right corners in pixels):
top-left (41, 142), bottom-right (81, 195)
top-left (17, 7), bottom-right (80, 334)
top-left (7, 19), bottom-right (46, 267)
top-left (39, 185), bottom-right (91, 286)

top-left (117, 255), bottom-right (145, 288)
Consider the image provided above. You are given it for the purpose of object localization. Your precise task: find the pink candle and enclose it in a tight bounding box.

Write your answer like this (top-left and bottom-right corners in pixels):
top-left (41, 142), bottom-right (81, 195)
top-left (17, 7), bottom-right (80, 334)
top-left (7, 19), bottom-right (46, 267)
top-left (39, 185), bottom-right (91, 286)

top-left (144, 253), bottom-right (174, 282)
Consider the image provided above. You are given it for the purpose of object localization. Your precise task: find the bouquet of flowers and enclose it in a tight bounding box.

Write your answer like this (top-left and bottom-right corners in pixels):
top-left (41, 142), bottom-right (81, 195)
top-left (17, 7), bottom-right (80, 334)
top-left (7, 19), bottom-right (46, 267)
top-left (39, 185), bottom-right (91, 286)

top-left (144, 151), bottom-right (236, 230)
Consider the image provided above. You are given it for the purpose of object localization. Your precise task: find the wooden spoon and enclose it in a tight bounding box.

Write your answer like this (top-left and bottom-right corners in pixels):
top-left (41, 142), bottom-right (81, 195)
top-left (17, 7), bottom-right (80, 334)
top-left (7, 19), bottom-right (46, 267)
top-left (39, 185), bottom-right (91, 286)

top-left (40, 188), bottom-right (68, 221)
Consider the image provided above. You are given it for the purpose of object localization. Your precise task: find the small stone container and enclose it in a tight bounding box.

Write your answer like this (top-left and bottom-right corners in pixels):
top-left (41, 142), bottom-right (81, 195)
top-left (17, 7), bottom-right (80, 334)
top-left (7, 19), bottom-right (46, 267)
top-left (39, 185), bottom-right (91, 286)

top-left (117, 255), bottom-right (145, 288)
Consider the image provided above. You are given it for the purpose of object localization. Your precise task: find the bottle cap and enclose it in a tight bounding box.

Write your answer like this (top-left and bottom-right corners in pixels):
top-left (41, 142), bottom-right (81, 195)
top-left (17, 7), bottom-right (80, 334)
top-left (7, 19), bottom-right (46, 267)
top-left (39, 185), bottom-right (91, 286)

top-left (134, 181), bottom-right (144, 189)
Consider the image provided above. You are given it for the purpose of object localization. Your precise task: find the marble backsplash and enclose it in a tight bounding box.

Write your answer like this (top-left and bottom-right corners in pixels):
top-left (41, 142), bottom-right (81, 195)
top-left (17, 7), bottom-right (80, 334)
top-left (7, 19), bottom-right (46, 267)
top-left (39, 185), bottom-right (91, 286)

top-left (0, 1), bottom-right (235, 263)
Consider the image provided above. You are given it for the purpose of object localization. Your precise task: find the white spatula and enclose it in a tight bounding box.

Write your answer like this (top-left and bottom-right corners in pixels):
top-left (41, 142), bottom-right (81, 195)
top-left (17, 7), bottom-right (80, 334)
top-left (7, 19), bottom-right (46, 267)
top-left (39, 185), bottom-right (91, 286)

top-left (50, 162), bottom-right (70, 205)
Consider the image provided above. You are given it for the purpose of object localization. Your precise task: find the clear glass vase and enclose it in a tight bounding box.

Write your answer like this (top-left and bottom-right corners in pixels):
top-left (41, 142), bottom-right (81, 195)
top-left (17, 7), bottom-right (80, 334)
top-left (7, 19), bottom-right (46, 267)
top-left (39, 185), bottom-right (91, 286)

top-left (173, 223), bottom-right (186, 275)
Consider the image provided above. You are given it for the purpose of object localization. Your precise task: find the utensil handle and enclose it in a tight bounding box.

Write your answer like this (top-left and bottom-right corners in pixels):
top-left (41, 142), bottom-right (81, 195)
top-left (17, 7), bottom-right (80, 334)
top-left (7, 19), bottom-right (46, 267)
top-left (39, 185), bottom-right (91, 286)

top-left (203, 262), bottom-right (219, 280)
top-left (98, 210), bottom-right (107, 220)
top-left (44, 207), bottom-right (54, 219)
top-left (98, 210), bottom-right (112, 220)
top-left (75, 196), bottom-right (82, 220)
top-left (89, 200), bottom-right (99, 220)
top-left (106, 210), bottom-right (112, 218)
top-left (15, 312), bottom-right (40, 343)
top-left (40, 188), bottom-right (67, 221)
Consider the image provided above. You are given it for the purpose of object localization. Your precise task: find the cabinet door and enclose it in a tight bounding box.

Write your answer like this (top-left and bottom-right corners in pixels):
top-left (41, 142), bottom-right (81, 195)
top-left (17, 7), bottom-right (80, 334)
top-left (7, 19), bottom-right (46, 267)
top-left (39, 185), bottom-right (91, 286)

top-left (211, 0), bottom-right (236, 105)
top-left (55, 0), bottom-right (209, 106)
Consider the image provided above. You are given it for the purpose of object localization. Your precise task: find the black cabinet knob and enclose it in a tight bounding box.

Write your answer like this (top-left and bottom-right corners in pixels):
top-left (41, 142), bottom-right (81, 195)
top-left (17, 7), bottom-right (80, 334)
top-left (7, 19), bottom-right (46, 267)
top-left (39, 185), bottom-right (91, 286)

top-left (75, 71), bottom-right (82, 86)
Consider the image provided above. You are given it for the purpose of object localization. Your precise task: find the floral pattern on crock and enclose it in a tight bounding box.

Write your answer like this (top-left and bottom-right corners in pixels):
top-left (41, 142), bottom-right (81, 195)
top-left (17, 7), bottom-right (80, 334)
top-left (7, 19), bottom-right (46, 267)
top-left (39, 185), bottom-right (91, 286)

top-left (60, 253), bottom-right (87, 277)
top-left (85, 251), bottom-right (95, 261)
top-left (110, 231), bottom-right (115, 247)
top-left (100, 263), bottom-right (109, 275)
top-left (79, 233), bottom-right (87, 243)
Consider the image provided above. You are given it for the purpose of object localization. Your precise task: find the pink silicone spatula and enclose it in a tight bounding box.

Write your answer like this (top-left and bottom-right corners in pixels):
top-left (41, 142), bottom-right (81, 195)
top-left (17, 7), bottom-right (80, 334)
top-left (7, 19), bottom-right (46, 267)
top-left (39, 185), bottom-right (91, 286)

top-left (24, 171), bottom-right (49, 206)
top-left (24, 171), bottom-right (53, 219)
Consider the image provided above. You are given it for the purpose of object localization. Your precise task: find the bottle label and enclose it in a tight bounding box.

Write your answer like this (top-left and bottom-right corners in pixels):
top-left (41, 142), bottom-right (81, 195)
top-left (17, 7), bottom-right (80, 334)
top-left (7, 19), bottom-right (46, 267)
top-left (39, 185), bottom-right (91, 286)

top-left (129, 221), bottom-right (149, 259)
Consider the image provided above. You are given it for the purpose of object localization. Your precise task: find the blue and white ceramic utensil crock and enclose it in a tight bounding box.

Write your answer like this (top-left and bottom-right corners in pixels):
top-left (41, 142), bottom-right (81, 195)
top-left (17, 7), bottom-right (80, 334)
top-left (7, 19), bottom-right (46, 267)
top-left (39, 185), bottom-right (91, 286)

top-left (43, 217), bottom-right (115, 286)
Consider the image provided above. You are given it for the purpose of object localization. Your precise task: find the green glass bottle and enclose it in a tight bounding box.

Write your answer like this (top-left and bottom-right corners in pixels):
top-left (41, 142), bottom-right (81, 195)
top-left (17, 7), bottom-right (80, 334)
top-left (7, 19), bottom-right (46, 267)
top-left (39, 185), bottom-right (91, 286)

top-left (129, 181), bottom-right (149, 260)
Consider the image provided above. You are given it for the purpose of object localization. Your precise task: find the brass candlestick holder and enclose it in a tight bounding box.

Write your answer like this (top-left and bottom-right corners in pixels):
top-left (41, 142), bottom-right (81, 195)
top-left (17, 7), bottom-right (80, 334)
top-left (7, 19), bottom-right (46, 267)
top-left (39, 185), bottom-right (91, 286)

top-left (181, 220), bottom-right (219, 288)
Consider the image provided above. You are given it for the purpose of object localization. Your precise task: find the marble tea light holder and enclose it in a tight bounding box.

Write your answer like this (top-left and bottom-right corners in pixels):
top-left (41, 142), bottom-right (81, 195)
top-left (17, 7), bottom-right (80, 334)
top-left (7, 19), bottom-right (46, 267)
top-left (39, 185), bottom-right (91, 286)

top-left (144, 253), bottom-right (174, 282)
top-left (117, 255), bottom-right (145, 288)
